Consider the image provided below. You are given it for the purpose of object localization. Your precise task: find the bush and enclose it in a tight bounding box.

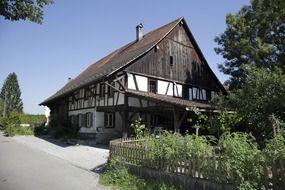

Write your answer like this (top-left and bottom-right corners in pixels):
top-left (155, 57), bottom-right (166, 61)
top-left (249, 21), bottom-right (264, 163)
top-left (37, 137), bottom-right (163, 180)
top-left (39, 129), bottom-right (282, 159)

top-left (47, 114), bottom-right (79, 139)
top-left (100, 160), bottom-right (178, 190)
top-left (219, 132), bottom-right (262, 190)
top-left (4, 125), bottom-right (34, 136)
top-left (18, 114), bottom-right (45, 125)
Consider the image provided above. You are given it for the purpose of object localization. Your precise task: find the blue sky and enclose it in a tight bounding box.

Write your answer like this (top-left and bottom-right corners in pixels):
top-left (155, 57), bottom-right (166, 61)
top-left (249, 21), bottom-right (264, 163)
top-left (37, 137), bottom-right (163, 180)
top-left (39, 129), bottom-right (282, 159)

top-left (0, 0), bottom-right (250, 114)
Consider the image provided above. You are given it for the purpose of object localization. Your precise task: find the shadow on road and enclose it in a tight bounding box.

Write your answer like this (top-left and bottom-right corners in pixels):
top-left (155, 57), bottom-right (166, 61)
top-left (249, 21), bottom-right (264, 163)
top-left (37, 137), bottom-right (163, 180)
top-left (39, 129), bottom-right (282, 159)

top-left (35, 134), bottom-right (110, 150)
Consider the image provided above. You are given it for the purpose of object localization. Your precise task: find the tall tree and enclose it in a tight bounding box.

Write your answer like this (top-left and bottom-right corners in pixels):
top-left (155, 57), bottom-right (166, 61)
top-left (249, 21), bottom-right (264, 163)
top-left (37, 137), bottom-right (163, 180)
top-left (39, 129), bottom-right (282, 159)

top-left (0, 0), bottom-right (53, 24)
top-left (229, 67), bottom-right (285, 143)
top-left (0, 72), bottom-right (23, 117)
top-left (215, 0), bottom-right (285, 89)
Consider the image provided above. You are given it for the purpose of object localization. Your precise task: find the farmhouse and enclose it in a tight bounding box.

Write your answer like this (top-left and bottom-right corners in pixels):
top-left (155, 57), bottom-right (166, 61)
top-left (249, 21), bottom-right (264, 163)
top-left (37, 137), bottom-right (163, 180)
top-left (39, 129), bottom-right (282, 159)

top-left (40, 17), bottom-right (226, 143)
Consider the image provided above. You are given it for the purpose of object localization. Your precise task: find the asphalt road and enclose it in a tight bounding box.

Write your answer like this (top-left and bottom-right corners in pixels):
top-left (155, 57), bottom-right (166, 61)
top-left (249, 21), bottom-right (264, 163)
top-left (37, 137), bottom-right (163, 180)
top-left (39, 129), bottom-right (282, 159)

top-left (0, 133), bottom-right (104, 190)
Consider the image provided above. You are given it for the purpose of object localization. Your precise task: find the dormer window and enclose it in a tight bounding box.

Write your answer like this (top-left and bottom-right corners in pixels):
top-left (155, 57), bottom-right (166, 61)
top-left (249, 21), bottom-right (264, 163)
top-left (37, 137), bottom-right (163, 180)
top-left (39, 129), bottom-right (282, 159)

top-left (148, 79), bottom-right (157, 93)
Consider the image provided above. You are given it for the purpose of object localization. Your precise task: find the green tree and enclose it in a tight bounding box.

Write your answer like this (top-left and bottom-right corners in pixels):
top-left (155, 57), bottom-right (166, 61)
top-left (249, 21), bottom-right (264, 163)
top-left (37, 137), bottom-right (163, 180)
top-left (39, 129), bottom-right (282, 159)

top-left (215, 0), bottom-right (285, 89)
top-left (0, 72), bottom-right (23, 117)
top-left (229, 67), bottom-right (285, 143)
top-left (0, 0), bottom-right (53, 24)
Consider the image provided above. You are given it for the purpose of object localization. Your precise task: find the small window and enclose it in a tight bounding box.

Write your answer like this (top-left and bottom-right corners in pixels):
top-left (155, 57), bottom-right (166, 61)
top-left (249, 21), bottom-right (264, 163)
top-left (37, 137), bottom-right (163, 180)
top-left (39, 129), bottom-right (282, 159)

top-left (78, 114), bottom-right (87, 128)
top-left (74, 91), bottom-right (79, 100)
top-left (86, 112), bottom-right (93, 128)
top-left (107, 82), bottom-right (114, 97)
top-left (192, 87), bottom-right (197, 99)
top-left (104, 112), bottom-right (115, 128)
top-left (202, 89), bottom-right (207, 100)
top-left (188, 88), bottom-right (193, 100)
top-left (78, 114), bottom-right (82, 127)
top-left (170, 56), bottom-right (174, 66)
top-left (99, 83), bottom-right (105, 98)
top-left (148, 79), bottom-right (157, 93)
top-left (84, 88), bottom-right (90, 100)
top-left (211, 91), bottom-right (218, 100)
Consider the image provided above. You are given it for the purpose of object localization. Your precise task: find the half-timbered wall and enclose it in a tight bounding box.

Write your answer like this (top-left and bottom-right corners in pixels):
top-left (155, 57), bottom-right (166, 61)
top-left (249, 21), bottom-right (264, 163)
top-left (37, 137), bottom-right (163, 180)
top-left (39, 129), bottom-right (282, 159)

top-left (126, 22), bottom-right (222, 92)
top-left (66, 76), bottom-right (126, 133)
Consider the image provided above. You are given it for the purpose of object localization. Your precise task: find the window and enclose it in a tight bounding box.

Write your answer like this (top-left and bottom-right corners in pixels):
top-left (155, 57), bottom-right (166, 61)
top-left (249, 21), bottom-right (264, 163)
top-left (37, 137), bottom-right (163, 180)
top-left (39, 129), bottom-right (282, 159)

top-left (148, 79), bottom-right (157, 93)
top-left (99, 83), bottom-right (105, 97)
top-left (188, 88), bottom-right (193, 100)
top-left (86, 112), bottom-right (93, 128)
top-left (202, 89), bottom-right (207, 101)
top-left (170, 56), bottom-right (174, 66)
top-left (192, 87), bottom-right (197, 99)
top-left (107, 82), bottom-right (114, 97)
top-left (78, 114), bottom-right (82, 127)
top-left (78, 114), bottom-right (87, 127)
top-left (211, 91), bottom-right (218, 100)
top-left (84, 88), bottom-right (90, 100)
top-left (104, 112), bottom-right (114, 128)
top-left (74, 91), bottom-right (79, 100)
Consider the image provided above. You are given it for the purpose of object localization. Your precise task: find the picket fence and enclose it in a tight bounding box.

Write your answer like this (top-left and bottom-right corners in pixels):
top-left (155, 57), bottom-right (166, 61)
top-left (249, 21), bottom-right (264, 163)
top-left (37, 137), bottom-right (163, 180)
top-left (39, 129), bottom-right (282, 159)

top-left (109, 137), bottom-right (285, 190)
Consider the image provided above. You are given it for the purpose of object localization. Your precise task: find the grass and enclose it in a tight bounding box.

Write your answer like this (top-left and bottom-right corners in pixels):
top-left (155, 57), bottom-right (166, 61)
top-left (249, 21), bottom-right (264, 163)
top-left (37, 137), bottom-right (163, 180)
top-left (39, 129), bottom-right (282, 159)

top-left (100, 161), bottom-right (178, 190)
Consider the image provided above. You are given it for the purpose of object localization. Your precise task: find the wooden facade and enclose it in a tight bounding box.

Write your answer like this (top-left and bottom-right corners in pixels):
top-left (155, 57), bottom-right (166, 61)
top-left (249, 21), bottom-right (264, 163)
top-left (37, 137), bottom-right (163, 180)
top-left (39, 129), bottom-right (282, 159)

top-left (40, 17), bottom-right (226, 143)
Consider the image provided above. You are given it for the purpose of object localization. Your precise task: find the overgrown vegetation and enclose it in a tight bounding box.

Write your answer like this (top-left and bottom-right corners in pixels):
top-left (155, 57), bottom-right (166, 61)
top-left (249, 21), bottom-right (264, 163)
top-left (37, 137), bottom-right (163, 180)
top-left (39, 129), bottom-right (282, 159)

top-left (47, 114), bottom-right (79, 139)
top-left (0, 112), bottom-right (46, 136)
top-left (100, 160), bottom-right (178, 190)
top-left (111, 115), bottom-right (285, 190)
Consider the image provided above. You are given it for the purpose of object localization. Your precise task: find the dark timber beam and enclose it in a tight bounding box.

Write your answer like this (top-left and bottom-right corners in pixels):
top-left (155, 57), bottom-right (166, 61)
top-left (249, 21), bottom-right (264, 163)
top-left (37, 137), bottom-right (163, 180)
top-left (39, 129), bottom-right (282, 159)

top-left (173, 107), bottom-right (188, 133)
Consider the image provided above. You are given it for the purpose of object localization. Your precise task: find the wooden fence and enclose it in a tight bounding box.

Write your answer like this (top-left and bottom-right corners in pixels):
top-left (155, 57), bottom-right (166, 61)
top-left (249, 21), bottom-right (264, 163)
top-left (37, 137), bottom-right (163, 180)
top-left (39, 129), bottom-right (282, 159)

top-left (109, 137), bottom-right (285, 190)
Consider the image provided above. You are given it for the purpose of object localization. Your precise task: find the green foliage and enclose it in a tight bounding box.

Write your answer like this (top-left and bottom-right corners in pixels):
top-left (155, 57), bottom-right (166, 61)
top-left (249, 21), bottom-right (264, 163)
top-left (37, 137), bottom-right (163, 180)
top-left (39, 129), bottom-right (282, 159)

top-left (100, 160), bottom-right (178, 190)
top-left (187, 106), bottom-right (208, 136)
top-left (228, 67), bottom-right (285, 143)
top-left (0, 72), bottom-right (23, 116)
top-left (207, 111), bottom-right (242, 136)
top-left (188, 105), bottom-right (242, 137)
top-left (263, 134), bottom-right (285, 161)
top-left (0, 0), bottom-right (54, 24)
top-left (0, 117), bottom-right (8, 130)
top-left (130, 117), bottom-right (145, 139)
top-left (48, 114), bottom-right (79, 139)
top-left (219, 132), bottom-right (262, 189)
top-left (4, 124), bottom-right (34, 136)
top-left (18, 114), bottom-right (45, 125)
top-left (215, 0), bottom-right (285, 89)
top-left (146, 131), bottom-right (213, 174)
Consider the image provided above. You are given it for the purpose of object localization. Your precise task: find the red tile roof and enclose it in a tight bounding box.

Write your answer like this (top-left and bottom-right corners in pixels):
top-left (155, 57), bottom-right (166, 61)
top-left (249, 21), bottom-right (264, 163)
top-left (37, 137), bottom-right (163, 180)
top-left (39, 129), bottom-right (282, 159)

top-left (41, 17), bottom-right (183, 105)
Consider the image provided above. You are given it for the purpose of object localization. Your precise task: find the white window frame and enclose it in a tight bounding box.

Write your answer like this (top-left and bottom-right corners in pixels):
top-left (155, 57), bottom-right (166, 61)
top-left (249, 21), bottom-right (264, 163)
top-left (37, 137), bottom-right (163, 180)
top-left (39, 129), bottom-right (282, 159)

top-left (104, 112), bottom-right (114, 128)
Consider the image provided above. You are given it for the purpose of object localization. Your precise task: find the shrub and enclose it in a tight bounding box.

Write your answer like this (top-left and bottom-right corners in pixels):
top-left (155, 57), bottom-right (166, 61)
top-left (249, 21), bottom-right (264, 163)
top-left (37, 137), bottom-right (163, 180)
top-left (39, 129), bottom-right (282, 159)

top-left (4, 125), bottom-right (34, 136)
top-left (47, 114), bottom-right (79, 139)
top-left (18, 114), bottom-right (45, 125)
top-left (100, 160), bottom-right (178, 190)
top-left (219, 132), bottom-right (262, 189)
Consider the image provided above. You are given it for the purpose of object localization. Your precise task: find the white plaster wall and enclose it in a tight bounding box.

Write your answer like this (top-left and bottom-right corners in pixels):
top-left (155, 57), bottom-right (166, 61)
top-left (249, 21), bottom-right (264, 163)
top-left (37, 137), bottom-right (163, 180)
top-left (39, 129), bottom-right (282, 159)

top-left (115, 112), bottom-right (122, 130)
top-left (128, 97), bottom-right (140, 107)
top-left (158, 80), bottom-right (173, 96)
top-left (68, 108), bottom-right (97, 133)
top-left (128, 74), bottom-right (136, 90)
top-left (117, 93), bottom-right (124, 105)
top-left (108, 98), bottom-right (113, 105)
top-left (136, 75), bottom-right (148, 91)
top-left (174, 84), bottom-right (182, 97)
top-left (128, 97), bottom-right (148, 107)
top-left (127, 74), bottom-right (147, 92)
